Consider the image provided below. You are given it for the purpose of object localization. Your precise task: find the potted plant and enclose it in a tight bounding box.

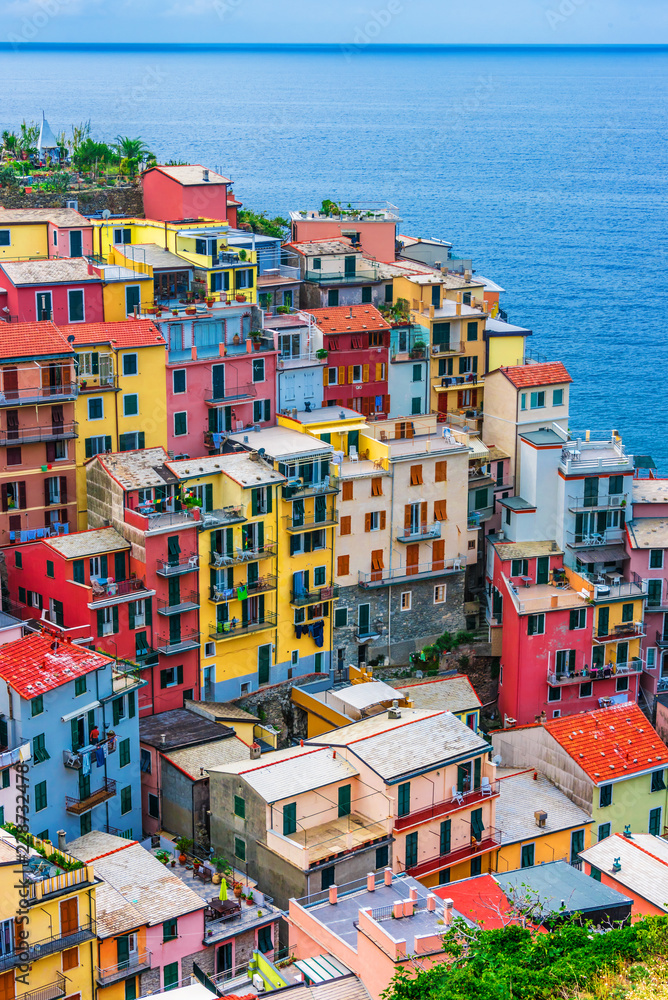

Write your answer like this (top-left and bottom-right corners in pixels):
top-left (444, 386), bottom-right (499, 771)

top-left (233, 881), bottom-right (243, 898)
top-left (245, 893), bottom-right (254, 906)
top-left (211, 855), bottom-right (231, 885)
top-left (252, 336), bottom-right (262, 351)
top-left (186, 306), bottom-right (196, 315)
top-left (206, 296), bottom-right (215, 307)
top-left (155, 849), bottom-right (170, 865)
top-left (236, 293), bottom-right (246, 303)
top-left (175, 836), bottom-right (193, 863)
top-left (316, 348), bottom-right (328, 360)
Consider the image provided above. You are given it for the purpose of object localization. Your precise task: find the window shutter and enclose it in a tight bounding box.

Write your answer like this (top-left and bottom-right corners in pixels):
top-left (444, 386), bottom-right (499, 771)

top-left (101, 555), bottom-right (108, 578)
top-left (347, 366), bottom-right (354, 384)
top-left (432, 540), bottom-right (445, 570)
top-left (421, 502), bottom-right (428, 526)
top-left (113, 698), bottom-right (121, 726)
top-left (364, 513), bottom-right (371, 532)
top-left (112, 605), bottom-right (118, 633)
top-left (0, 485), bottom-right (7, 513)
top-left (128, 692), bottom-right (136, 718)
top-left (91, 352), bottom-right (99, 375)
top-left (362, 364), bottom-right (369, 383)
top-left (290, 535), bottom-right (298, 557)
top-left (176, 664), bottom-right (184, 685)
top-left (73, 559), bottom-right (84, 584)
top-left (145, 597), bottom-right (152, 629)
top-left (251, 490), bottom-right (258, 516)
top-left (337, 555), bottom-right (349, 576)
top-left (342, 481), bottom-right (353, 501)
top-left (128, 602), bottom-right (135, 630)
top-left (205, 484), bottom-right (213, 512)
top-left (371, 550), bottom-right (384, 571)
top-left (404, 505), bottom-right (411, 530)
top-left (59, 476), bottom-right (67, 503)
top-left (410, 465), bottom-right (423, 486)
top-left (257, 520), bottom-right (264, 549)
top-left (338, 366), bottom-right (346, 385)
top-left (380, 511), bottom-right (386, 529)
top-left (71, 718), bottom-right (80, 750)
top-left (375, 363), bottom-right (383, 381)
top-left (340, 515), bottom-right (351, 535)
top-left (434, 499), bottom-right (447, 521)
top-left (44, 479), bottom-right (50, 507)
top-left (96, 609), bottom-right (105, 637)
top-left (18, 482), bottom-right (26, 509)
top-left (435, 461), bottom-right (447, 482)
top-left (457, 390), bottom-right (463, 408)
top-left (266, 486), bottom-right (272, 513)
top-left (304, 532), bottom-right (312, 553)
top-left (114, 552), bottom-right (126, 582)
top-left (45, 442), bottom-right (56, 463)
top-left (323, 367), bottom-right (329, 386)
top-left (138, 432), bottom-right (145, 448)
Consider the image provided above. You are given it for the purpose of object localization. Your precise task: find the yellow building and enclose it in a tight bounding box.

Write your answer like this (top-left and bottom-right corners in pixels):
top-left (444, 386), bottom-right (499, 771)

top-left (495, 770), bottom-right (593, 874)
top-left (0, 828), bottom-right (97, 1000)
top-left (0, 207), bottom-right (94, 261)
top-left (565, 567), bottom-right (645, 673)
top-left (63, 319), bottom-right (168, 529)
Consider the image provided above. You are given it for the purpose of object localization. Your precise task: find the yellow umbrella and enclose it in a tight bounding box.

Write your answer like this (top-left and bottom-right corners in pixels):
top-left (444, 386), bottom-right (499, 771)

top-left (219, 877), bottom-right (228, 901)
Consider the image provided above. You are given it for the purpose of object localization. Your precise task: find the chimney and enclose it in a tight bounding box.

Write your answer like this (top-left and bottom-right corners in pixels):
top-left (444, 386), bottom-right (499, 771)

top-left (427, 893), bottom-right (436, 912)
top-left (403, 899), bottom-right (414, 917)
top-left (409, 887), bottom-right (417, 902)
top-left (348, 307), bottom-right (353, 319)
top-left (160, 734), bottom-right (166, 744)
top-left (366, 873), bottom-right (375, 892)
top-left (388, 699), bottom-right (401, 720)
top-left (328, 884), bottom-right (338, 905)
top-left (393, 900), bottom-right (403, 919)
top-left (57, 830), bottom-right (67, 851)
top-left (250, 742), bottom-right (261, 760)
top-left (384, 867), bottom-right (393, 887)
top-left (535, 809), bottom-right (547, 828)
top-left (203, 168), bottom-right (209, 182)
top-left (551, 595), bottom-right (558, 608)
top-left (442, 898), bottom-right (454, 925)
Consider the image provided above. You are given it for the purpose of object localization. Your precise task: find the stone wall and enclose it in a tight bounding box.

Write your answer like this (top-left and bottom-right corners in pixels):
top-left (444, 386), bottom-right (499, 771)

top-left (0, 185), bottom-right (144, 217)
top-left (232, 672), bottom-right (330, 747)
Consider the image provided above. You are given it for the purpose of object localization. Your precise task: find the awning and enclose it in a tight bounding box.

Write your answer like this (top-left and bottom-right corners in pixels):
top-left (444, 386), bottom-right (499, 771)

top-left (570, 545), bottom-right (629, 563)
top-left (61, 700), bottom-right (100, 723)
top-left (308, 422), bottom-right (367, 434)
top-left (294, 956), bottom-right (351, 985)
top-left (468, 437), bottom-right (490, 459)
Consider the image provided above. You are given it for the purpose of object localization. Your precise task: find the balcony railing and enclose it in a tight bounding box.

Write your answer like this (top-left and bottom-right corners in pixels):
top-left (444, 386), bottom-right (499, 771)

top-left (282, 475), bottom-right (340, 500)
top-left (96, 950), bottom-right (152, 986)
top-left (0, 421), bottom-right (78, 446)
top-left (156, 553), bottom-right (199, 576)
top-left (291, 583), bottom-right (339, 607)
top-left (65, 779), bottom-right (116, 814)
top-left (359, 556), bottom-right (464, 588)
top-left (657, 631), bottom-right (668, 649)
top-left (594, 621), bottom-right (644, 642)
top-left (394, 781), bottom-right (500, 832)
top-left (156, 630), bottom-right (201, 655)
top-left (431, 340), bottom-right (465, 355)
top-left (567, 529), bottom-right (625, 549)
top-left (209, 611), bottom-right (278, 640)
top-left (90, 577), bottom-right (151, 601)
top-left (468, 513), bottom-right (481, 529)
top-left (156, 590), bottom-right (200, 615)
top-left (210, 575), bottom-right (277, 602)
top-left (210, 540), bottom-right (277, 568)
top-left (404, 827), bottom-right (502, 880)
top-left (283, 510), bottom-right (339, 532)
top-left (199, 506), bottom-right (247, 529)
top-left (396, 522), bottom-right (442, 543)
top-left (24, 922), bottom-right (96, 963)
top-left (16, 974), bottom-right (67, 1000)
top-left (547, 657), bottom-right (642, 686)
top-left (568, 494), bottom-right (628, 512)
top-left (304, 267), bottom-right (382, 284)
top-left (205, 384), bottom-right (257, 405)
top-left (0, 383), bottom-right (77, 406)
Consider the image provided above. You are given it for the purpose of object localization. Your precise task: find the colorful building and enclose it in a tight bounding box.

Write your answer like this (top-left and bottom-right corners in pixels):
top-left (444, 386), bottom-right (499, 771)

top-left (141, 164), bottom-right (235, 225)
top-left (287, 239), bottom-right (394, 310)
top-left (492, 704), bottom-right (668, 847)
top-left (0, 631), bottom-right (143, 841)
top-left (0, 322), bottom-right (78, 545)
top-left (580, 832), bottom-right (668, 918)
top-left (0, 206), bottom-right (94, 261)
top-left (272, 313), bottom-right (327, 414)
top-left (289, 204), bottom-right (400, 264)
top-left (0, 258), bottom-right (105, 325)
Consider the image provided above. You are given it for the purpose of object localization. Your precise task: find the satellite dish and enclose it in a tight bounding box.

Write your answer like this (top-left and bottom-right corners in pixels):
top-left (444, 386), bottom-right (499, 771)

top-left (101, 209), bottom-right (111, 219)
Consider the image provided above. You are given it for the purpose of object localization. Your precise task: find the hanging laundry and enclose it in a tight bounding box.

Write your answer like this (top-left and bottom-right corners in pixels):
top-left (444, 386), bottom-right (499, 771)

top-left (236, 585), bottom-right (248, 600)
top-left (82, 751), bottom-right (91, 776)
top-left (95, 746), bottom-right (105, 767)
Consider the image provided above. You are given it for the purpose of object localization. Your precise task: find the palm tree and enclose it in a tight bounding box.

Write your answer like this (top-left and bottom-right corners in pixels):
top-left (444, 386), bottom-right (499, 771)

top-left (114, 136), bottom-right (152, 161)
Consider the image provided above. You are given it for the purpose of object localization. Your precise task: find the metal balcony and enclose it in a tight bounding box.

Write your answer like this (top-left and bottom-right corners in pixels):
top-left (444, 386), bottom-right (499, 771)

top-left (96, 950), bottom-right (152, 986)
top-left (568, 494), bottom-right (628, 512)
top-left (156, 630), bottom-right (201, 655)
top-left (547, 658), bottom-right (643, 686)
top-left (157, 591), bottom-right (200, 615)
top-left (209, 541), bottom-right (277, 568)
top-left (210, 576), bottom-right (277, 603)
top-left (396, 522), bottom-right (442, 543)
top-left (394, 782), bottom-right (500, 832)
top-left (304, 267), bottom-right (382, 284)
top-left (155, 554), bottom-right (199, 576)
top-left (291, 583), bottom-right (339, 607)
top-left (0, 421), bottom-right (78, 446)
top-left (404, 827), bottom-right (502, 880)
top-left (594, 621), bottom-right (644, 643)
top-left (358, 557), bottom-right (464, 588)
top-left (65, 780), bottom-right (116, 814)
top-left (16, 974), bottom-right (67, 1000)
top-left (282, 475), bottom-right (340, 500)
top-left (283, 510), bottom-right (339, 532)
top-left (199, 506), bottom-right (247, 529)
top-left (205, 384), bottom-right (257, 405)
top-left (0, 383), bottom-right (78, 406)
top-left (25, 921), bottom-right (96, 962)
top-left (209, 612), bottom-right (278, 640)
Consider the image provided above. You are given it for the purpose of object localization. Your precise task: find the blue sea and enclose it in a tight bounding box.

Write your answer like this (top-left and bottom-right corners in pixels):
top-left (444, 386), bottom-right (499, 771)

top-left (0, 45), bottom-right (666, 467)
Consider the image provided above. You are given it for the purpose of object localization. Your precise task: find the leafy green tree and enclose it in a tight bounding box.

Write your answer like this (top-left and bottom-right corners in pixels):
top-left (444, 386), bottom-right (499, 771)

top-left (115, 136), bottom-right (152, 161)
top-left (72, 139), bottom-right (117, 171)
top-left (237, 209), bottom-right (289, 240)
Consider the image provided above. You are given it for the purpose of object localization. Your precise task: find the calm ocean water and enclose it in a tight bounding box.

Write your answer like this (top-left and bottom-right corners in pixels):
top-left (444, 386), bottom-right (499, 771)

top-left (0, 46), bottom-right (666, 468)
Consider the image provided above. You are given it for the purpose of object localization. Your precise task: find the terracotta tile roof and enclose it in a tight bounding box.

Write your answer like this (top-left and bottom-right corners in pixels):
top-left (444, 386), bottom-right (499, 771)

top-left (0, 632), bottom-right (112, 699)
top-left (304, 304), bottom-right (390, 333)
top-left (500, 361), bottom-right (572, 389)
top-left (545, 703), bottom-right (668, 784)
top-left (1, 258), bottom-right (97, 285)
top-left (147, 164), bottom-right (231, 185)
top-left (58, 319), bottom-right (166, 348)
top-left (0, 208), bottom-right (89, 226)
top-left (0, 320), bottom-right (73, 359)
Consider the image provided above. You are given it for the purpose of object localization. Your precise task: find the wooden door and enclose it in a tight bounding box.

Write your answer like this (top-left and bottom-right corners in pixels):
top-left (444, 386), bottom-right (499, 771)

top-left (60, 897), bottom-right (78, 935)
top-left (406, 544), bottom-right (419, 576)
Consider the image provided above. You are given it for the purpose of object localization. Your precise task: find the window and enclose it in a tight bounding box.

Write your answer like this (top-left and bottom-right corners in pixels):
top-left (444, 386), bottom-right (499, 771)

top-left (511, 558), bottom-right (529, 577)
top-left (597, 822), bottom-right (611, 843)
top-left (163, 962), bottom-right (179, 991)
top-left (74, 676), bottom-right (86, 696)
top-left (88, 397), bottom-right (103, 421)
top-left (405, 831), bottom-right (418, 869)
top-left (466, 321), bottom-right (478, 342)
top-left (376, 844), bottom-right (389, 869)
top-left (34, 780), bottom-right (47, 811)
top-left (123, 394), bottom-right (139, 417)
top-left (409, 465), bottom-right (423, 486)
top-left (31, 695), bottom-right (44, 716)
top-left (234, 795), bottom-right (246, 818)
top-left (62, 947), bottom-right (79, 972)
top-left (148, 793), bottom-right (159, 818)
top-left (599, 784), bottom-right (612, 808)
top-left (290, 650), bottom-right (299, 668)
top-left (400, 591), bottom-right (411, 611)
top-left (398, 782), bottom-right (410, 817)
top-left (46, 559), bottom-right (54, 579)
top-left (172, 369), bottom-right (186, 394)
top-left (253, 399), bottom-right (271, 423)
top-left (283, 802), bottom-right (297, 836)
top-left (647, 647), bottom-right (657, 670)
top-left (234, 836), bottom-right (246, 862)
top-left (650, 549), bottom-right (664, 569)
top-left (552, 388), bottom-right (563, 406)
top-left (434, 584), bottom-right (447, 604)
top-left (337, 555), bottom-right (350, 576)
top-left (608, 475), bottom-right (624, 495)
top-left (365, 511), bottom-right (381, 532)
top-left (435, 461), bottom-right (447, 483)
top-left (527, 614), bottom-right (545, 636)
top-left (114, 228), bottom-right (132, 244)
top-left (649, 806), bottom-right (662, 836)
top-left (580, 681), bottom-right (592, 698)
top-left (119, 738), bottom-right (131, 768)
top-left (120, 786), bottom-right (132, 815)
top-left (119, 431), bottom-right (145, 452)
top-left (0, 231), bottom-right (9, 246)
top-left (371, 478), bottom-right (383, 497)
top-left (340, 515), bottom-right (351, 535)
top-left (85, 435), bottom-right (111, 459)
top-left (434, 499), bottom-right (447, 521)
top-left (652, 769), bottom-right (666, 792)
top-left (160, 665), bottom-right (184, 689)
top-left (321, 866), bottom-right (335, 890)
top-left (338, 784), bottom-right (351, 818)
top-left (174, 411), bottom-right (187, 437)
top-left (0, 770), bottom-right (8, 790)
top-left (257, 923), bottom-right (273, 954)
top-left (67, 289), bottom-right (85, 323)
top-left (326, 366), bottom-right (338, 385)
top-left (412, 364), bottom-right (423, 382)
top-left (547, 686), bottom-right (561, 702)
top-left (520, 393), bottom-right (526, 410)
top-left (163, 918), bottom-right (178, 942)
top-left (569, 608), bottom-right (586, 630)
top-left (352, 365), bottom-right (362, 383)
top-left (621, 603), bottom-right (634, 623)
top-left (521, 843), bottom-right (535, 868)
top-left (570, 828), bottom-right (585, 863)
top-left (313, 565), bottom-right (326, 588)
top-left (252, 358), bottom-right (265, 383)
top-left (530, 390), bottom-right (545, 409)
top-left (140, 749), bottom-right (152, 773)
top-left (616, 675), bottom-right (629, 692)
top-left (126, 980), bottom-right (137, 1000)
top-left (334, 607), bottom-right (348, 627)
top-left (33, 733), bottom-right (49, 763)
top-left (122, 354), bottom-right (138, 376)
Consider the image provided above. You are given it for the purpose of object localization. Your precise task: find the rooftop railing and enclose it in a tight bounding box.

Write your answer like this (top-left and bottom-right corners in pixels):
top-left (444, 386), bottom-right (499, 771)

top-left (359, 556), bottom-right (465, 588)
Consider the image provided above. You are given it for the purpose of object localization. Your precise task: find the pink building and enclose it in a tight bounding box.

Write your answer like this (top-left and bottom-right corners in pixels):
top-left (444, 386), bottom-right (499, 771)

top-left (289, 205), bottom-right (400, 264)
top-left (0, 206), bottom-right (94, 259)
top-left (489, 539), bottom-right (641, 725)
top-left (0, 258), bottom-right (104, 324)
top-left (141, 165), bottom-right (233, 224)
top-left (626, 478), bottom-right (668, 700)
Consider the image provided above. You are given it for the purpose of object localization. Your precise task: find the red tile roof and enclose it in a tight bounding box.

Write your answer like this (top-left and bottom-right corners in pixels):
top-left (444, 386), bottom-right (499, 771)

top-left (58, 319), bottom-right (166, 348)
top-left (545, 703), bottom-right (668, 784)
top-left (0, 321), bottom-right (73, 359)
top-left (500, 361), bottom-right (572, 389)
top-left (434, 875), bottom-right (512, 928)
top-left (304, 304), bottom-right (390, 333)
top-left (0, 632), bottom-right (112, 699)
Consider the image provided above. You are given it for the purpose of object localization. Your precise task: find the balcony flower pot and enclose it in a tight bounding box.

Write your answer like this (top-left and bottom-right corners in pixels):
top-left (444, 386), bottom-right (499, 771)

top-left (186, 307), bottom-right (196, 315)
top-left (252, 339), bottom-right (261, 351)
top-left (316, 349), bottom-right (328, 360)
top-left (245, 896), bottom-right (253, 906)
top-left (233, 882), bottom-right (243, 898)
top-left (206, 297), bottom-right (215, 307)
top-left (236, 294), bottom-right (246, 302)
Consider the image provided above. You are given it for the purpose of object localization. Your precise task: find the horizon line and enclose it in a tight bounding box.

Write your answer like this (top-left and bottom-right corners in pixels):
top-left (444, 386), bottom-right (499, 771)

top-left (1, 42), bottom-right (667, 52)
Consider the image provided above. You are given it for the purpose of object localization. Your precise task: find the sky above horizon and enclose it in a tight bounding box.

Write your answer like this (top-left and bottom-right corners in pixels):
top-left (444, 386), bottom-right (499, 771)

top-left (1, 0), bottom-right (666, 46)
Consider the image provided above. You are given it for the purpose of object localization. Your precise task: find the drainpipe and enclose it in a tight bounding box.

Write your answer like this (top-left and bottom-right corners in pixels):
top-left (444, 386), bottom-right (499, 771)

top-left (386, 458), bottom-right (395, 663)
top-left (112, 347), bottom-right (120, 451)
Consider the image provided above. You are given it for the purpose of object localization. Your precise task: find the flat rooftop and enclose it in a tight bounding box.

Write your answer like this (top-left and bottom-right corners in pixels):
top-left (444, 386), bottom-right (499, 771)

top-left (98, 447), bottom-right (176, 490)
top-left (493, 540), bottom-right (562, 560)
top-left (120, 243), bottom-right (191, 270)
top-left (632, 479), bottom-right (668, 505)
top-left (229, 425), bottom-right (333, 461)
top-left (505, 578), bottom-right (588, 614)
top-left (496, 770), bottom-right (592, 846)
top-left (44, 526), bottom-right (130, 559)
top-left (139, 708), bottom-right (235, 750)
top-left (626, 518), bottom-right (668, 549)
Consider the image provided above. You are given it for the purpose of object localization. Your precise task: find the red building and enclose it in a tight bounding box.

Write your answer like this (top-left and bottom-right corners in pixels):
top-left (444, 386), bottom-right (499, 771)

top-left (0, 258), bottom-right (104, 325)
top-left (0, 322), bottom-right (78, 546)
top-left (141, 164), bottom-right (240, 225)
top-left (83, 447), bottom-right (202, 715)
top-left (307, 304), bottom-right (390, 416)
top-left (488, 538), bottom-right (640, 726)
